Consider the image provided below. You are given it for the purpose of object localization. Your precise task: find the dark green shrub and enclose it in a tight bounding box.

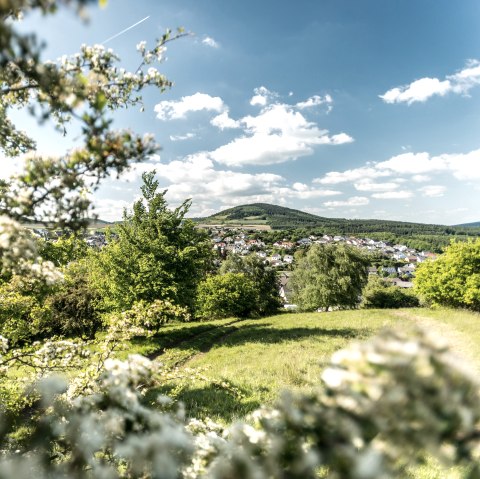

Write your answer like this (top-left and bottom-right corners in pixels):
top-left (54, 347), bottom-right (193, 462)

top-left (362, 277), bottom-right (420, 309)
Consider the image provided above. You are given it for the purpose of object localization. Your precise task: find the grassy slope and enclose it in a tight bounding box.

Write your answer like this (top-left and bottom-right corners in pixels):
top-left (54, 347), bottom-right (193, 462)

top-left (125, 307), bottom-right (480, 478)
top-left (133, 310), bottom-right (400, 421)
top-left (126, 308), bottom-right (480, 423)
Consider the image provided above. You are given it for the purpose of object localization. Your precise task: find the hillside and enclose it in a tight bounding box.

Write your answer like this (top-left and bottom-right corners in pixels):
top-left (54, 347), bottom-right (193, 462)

top-left (196, 203), bottom-right (480, 237)
top-left (455, 221), bottom-right (480, 228)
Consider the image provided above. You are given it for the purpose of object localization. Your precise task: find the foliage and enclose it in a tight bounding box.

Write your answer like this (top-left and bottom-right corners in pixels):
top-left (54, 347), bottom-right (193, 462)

top-left (0, 0), bottom-right (188, 231)
top-left (290, 243), bottom-right (369, 311)
top-left (196, 272), bottom-right (257, 319)
top-left (219, 253), bottom-right (281, 315)
top-left (38, 235), bottom-right (88, 267)
top-left (44, 259), bottom-right (103, 338)
top-left (122, 299), bottom-right (190, 334)
top-left (0, 281), bottom-right (52, 345)
top-left (415, 239), bottom-right (480, 311)
top-left (92, 172), bottom-right (213, 313)
top-left (361, 276), bottom-right (420, 309)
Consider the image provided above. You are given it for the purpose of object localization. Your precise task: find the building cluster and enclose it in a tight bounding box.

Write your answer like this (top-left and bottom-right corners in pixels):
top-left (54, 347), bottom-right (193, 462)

top-left (209, 228), bottom-right (437, 282)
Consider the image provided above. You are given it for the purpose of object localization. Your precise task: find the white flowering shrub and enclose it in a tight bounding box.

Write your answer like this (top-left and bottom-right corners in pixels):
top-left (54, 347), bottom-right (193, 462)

top-left (0, 326), bottom-right (479, 478)
top-left (122, 299), bottom-right (191, 335)
top-left (0, 215), bottom-right (63, 284)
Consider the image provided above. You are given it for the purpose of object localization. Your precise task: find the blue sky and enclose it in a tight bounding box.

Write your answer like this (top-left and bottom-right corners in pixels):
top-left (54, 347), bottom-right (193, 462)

top-left (7, 0), bottom-right (480, 224)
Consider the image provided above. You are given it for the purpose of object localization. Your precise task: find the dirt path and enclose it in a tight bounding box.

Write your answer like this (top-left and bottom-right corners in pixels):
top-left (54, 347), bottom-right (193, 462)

top-left (392, 310), bottom-right (480, 374)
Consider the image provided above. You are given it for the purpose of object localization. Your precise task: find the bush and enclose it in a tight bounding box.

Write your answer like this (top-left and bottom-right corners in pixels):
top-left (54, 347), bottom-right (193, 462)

top-left (291, 243), bottom-right (369, 311)
top-left (415, 239), bottom-right (480, 311)
top-left (122, 299), bottom-right (190, 334)
top-left (37, 260), bottom-right (103, 339)
top-left (219, 254), bottom-right (281, 316)
top-left (0, 286), bottom-right (51, 345)
top-left (196, 272), bottom-right (257, 319)
top-left (361, 277), bottom-right (420, 309)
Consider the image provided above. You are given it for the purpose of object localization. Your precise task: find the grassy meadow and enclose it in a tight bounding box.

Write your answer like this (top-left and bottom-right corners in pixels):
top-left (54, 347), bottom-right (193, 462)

top-left (124, 307), bottom-right (479, 478)
top-left (121, 308), bottom-right (480, 424)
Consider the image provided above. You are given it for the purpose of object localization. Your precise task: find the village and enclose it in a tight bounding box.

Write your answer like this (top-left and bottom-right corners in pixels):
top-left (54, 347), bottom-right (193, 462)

top-left (209, 227), bottom-right (436, 282)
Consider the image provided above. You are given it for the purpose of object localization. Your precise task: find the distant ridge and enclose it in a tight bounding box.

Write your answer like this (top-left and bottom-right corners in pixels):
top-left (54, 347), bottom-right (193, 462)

top-left (196, 203), bottom-right (480, 236)
top-left (455, 221), bottom-right (480, 228)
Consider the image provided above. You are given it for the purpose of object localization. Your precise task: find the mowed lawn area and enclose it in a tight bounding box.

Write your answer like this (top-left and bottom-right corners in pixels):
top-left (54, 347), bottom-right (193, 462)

top-left (126, 308), bottom-right (480, 425)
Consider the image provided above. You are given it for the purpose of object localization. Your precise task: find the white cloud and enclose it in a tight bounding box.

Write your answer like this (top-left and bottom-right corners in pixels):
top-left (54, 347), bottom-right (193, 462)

top-left (169, 132), bottom-right (197, 141)
top-left (314, 167), bottom-right (390, 185)
top-left (119, 155), bottom-right (162, 182)
top-left (154, 92), bottom-right (225, 120)
top-left (154, 88), bottom-right (352, 167)
top-left (0, 153), bottom-right (28, 180)
top-left (412, 174), bottom-right (430, 182)
top-left (419, 185), bottom-right (446, 197)
top-left (210, 103), bottom-right (353, 167)
top-left (376, 152), bottom-right (448, 174)
top-left (371, 191), bottom-right (414, 199)
top-left (202, 36), bottom-right (219, 48)
top-left (249, 86), bottom-right (276, 106)
top-left (93, 198), bottom-right (132, 222)
top-left (380, 59), bottom-right (480, 104)
top-left (148, 154), bottom-right (343, 214)
top-left (324, 196), bottom-right (370, 207)
top-left (443, 149), bottom-right (480, 180)
top-left (296, 94), bottom-right (333, 111)
top-left (210, 111), bottom-right (241, 130)
top-left (353, 181), bottom-right (399, 192)
top-left (315, 147), bottom-right (480, 204)
top-left (376, 149), bottom-right (480, 180)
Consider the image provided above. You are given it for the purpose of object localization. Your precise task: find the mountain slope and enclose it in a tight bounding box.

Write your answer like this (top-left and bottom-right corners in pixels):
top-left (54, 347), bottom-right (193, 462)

top-left (197, 203), bottom-right (480, 236)
top-left (455, 221), bottom-right (480, 228)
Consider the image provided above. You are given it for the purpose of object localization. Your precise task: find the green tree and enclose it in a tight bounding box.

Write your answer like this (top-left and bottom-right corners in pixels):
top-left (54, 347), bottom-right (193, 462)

top-left (93, 171), bottom-right (213, 313)
top-left (219, 253), bottom-right (281, 316)
top-left (196, 272), bottom-right (257, 319)
top-left (415, 239), bottom-right (480, 311)
top-left (290, 243), bottom-right (369, 311)
top-left (361, 277), bottom-right (419, 309)
top-left (45, 259), bottom-right (103, 339)
top-left (38, 235), bottom-right (88, 267)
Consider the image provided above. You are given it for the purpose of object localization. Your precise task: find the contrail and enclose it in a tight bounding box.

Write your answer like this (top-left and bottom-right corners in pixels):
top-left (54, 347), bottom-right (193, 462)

top-left (101, 15), bottom-right (150, 45)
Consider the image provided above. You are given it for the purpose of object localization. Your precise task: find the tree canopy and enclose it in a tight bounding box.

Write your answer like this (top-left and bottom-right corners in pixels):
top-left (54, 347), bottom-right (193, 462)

top-left (93, 171), bottom-right (213, 313)
top-left (415, 239), bottom-right (480, 311)
top-left (219, 253), bottom-right (281, 316)
top-left (291, 243), bottom-right (369, 311)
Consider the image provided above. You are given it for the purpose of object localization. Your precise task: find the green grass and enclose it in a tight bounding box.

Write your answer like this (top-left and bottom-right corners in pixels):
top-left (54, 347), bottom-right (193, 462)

top-left (125, 307), bottom-right (480, 424)
top-left (131, 307), bottom-right (480, 478)
top-left (140, 309), bottom-right (403, 422)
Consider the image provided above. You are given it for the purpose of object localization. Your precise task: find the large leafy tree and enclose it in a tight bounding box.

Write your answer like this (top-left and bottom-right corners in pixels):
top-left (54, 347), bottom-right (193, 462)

top-left (415, 239), bottom-right (480, 311)
top-left (93, 171), bottom-right (213, 313)
top-left (219, 253), bottom-right (281, 316)
top-left (291, 243), bottom-right (369, 311)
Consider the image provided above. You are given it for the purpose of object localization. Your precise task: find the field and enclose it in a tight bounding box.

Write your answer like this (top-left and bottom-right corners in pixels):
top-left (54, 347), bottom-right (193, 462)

top-left (123, 308), bottom-right (480, 422)
top-left (123, 307), bottom-right (479, 478)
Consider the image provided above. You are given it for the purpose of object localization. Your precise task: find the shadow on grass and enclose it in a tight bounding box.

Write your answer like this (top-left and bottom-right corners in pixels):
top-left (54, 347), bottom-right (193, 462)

top-left (147, 382), bottom-right (261, 423)
top-left (131, 322), bottom-right (370, 359)
top-left (195, 324), bottom-right (369, 354)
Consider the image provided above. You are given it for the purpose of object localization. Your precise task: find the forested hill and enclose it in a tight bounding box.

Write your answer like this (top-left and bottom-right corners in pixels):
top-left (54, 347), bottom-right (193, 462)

top-left (455, 221), bottom-right (480, 228)
top-left (196, 203), bottom-right (480, 237)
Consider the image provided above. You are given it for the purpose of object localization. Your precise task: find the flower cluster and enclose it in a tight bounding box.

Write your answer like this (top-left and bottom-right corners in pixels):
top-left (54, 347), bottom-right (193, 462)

top-left (0, 215), bottom-right (63, 284)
